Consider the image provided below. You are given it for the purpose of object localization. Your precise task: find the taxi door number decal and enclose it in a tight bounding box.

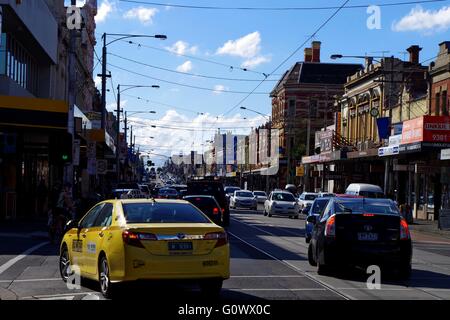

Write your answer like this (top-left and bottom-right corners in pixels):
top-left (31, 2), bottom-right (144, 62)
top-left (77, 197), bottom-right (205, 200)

top-left (72, 240), bottom-right (83, 253)
top-left (87, 242), bottom-right (97, 254)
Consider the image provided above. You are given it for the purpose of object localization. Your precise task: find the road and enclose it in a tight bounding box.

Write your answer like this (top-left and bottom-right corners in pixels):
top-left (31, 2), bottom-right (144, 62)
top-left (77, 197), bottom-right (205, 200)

top-left (1, 205), bottom-right (450, 300)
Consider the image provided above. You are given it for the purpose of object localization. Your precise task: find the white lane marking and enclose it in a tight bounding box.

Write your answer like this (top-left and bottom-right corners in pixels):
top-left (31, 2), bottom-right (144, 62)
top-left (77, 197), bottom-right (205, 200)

top-left (228, 230), bottom-right (354, 300)
top-left (230, 275), bottom-right (305, 278)
top-left (22, 292), bottom-right (95, 299)
top-left (0, 241), bottom-right (49, 275)
top-left (40, 296), bottom-right (75, 300)
top-left (0, 278), bottom-right (60, 283)
top-left (234, 288), bottom-right (327, 292)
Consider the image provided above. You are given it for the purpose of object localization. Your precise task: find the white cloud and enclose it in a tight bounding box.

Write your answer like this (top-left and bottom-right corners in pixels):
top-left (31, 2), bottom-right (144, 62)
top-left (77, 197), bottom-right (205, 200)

top-left (216, 31), bottom-right (261, 58)
top-left (96, 0), bottom-right (114, 24)
top-left (94, 76), bottom-right (101, 88)
top-left (166, 41), bottom-right (198, 56)
top-left (176, 61), bottom-right (193, 73)
top-left (392, 5), bottom-right (450, 33)
top-left (213, 84), bottom-right (229, 95)
top-left (123, 6), bottom-right (158, 25)
top-left (132, 111), bottom-right (267, 165)
top-left (241, 56), bottom-right (271, 69)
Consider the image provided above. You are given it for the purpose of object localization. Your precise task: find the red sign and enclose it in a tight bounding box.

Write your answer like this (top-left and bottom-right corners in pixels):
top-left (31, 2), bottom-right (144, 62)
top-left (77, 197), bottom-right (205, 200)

top-left (401, 116), bottom-right (450, 144)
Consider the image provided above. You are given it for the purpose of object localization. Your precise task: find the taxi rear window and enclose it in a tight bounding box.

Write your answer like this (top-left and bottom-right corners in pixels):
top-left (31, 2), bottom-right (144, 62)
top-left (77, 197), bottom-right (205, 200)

top-left (122, 203), bottom-right (211, 224)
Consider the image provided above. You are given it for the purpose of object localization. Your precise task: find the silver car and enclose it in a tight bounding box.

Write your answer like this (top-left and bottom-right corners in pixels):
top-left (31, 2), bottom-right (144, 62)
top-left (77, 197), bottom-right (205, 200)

top-left (253, 191), bottom-right (268, 204)
top-left (264, 191), bottom-right (299, 218)
top-left (230, 190), bottom-right (258, 210)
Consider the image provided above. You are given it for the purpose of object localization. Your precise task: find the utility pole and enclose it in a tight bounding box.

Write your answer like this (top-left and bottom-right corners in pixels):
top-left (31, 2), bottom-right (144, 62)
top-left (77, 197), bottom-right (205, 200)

top-left (116, 85), bottom-right (122, 184)
top-left (65, 0), bottom-right (77, 185)
top-left (100, 34), bottom-right (111, 129)
top-left (384, 56), bottom-right (395, 196)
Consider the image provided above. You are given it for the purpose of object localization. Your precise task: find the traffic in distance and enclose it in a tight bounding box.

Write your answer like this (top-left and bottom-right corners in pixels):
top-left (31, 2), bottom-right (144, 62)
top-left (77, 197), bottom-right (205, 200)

top-left (58, 177), bottom-right (413, 299)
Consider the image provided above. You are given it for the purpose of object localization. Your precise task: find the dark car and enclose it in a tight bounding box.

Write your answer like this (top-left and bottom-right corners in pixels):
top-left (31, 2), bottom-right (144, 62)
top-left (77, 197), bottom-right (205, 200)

top-left (187, 178), bottom-right (230, 227)
top-left (157, 187), bottom-right (179, 199)
top-left (184, 195), bottom-right (223, 225)
top-left (307, 198), bottom-right (412, 279)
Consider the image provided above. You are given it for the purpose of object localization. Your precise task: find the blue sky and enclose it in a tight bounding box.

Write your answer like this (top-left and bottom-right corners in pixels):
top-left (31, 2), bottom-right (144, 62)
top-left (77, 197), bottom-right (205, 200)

top-left (70, 0), bottom-right (450, 162)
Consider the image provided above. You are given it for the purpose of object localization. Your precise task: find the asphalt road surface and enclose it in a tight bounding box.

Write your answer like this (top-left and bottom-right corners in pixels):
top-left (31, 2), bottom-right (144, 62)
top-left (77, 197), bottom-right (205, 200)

top-left (1, 205), bottom-right (450, 300)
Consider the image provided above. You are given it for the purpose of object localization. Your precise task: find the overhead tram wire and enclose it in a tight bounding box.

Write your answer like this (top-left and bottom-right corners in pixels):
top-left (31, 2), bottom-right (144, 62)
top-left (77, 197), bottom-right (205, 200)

top-left (108, 52), bottom-right (279, 82)
top-left (205, 0), bottom-right (352, 133)
top-left (119, 0), bottom-right (448, 11)
top-left (107, 63), bottom-right (272, 94)
top-left (103, 34), bottom-right (280, 77)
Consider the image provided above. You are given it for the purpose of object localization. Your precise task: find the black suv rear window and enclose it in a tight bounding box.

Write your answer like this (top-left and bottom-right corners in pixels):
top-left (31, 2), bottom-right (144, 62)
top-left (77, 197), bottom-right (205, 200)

top-left (122, 203), bottom-right (210, 223)
top-left (334, 201), bottom-right (399, 215)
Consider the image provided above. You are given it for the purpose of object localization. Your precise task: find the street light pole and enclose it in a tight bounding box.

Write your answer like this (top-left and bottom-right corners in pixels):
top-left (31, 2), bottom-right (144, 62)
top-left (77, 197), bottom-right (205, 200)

top-left (116, 84), bottom-right (122, 184)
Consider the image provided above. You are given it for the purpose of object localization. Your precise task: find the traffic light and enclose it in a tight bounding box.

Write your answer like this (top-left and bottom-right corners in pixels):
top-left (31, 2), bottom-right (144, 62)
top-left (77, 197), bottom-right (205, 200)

top-left (49, 133), bottom-right (73, 164)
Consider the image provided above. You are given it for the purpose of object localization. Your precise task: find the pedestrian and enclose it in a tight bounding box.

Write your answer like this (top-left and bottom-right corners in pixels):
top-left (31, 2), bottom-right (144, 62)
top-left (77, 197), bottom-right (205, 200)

top-left (57, 183), bottom-right (76, 221)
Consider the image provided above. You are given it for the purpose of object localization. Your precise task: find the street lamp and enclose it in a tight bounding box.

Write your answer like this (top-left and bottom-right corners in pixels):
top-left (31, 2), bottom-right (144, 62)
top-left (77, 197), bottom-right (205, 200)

top-left (240, 106), bottom-right (271, 120)
top-left (99, 33), bottom-right (166, 129)
top-left (116, 84), bottom-right (160, 184)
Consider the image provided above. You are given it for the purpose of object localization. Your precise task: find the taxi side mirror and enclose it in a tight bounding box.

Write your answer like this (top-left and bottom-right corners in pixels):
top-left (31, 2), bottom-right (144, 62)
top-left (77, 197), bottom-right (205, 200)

top-left (65, 220), bottom-right (78, 232)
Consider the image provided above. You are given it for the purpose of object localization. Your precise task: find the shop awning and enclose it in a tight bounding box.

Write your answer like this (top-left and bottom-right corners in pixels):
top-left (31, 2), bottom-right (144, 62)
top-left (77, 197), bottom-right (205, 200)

top-left (0, 95), bottom-right (68, 130)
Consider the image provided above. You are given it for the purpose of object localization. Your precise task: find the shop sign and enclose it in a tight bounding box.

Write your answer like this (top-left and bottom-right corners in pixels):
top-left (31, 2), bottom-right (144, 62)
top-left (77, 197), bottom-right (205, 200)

top-left (319, 130), bottom-right (333, 153)
top-left (401, 116), bottom-right (450, 145)
top-left (324, 173), bottom-right (343, 180)
top-left (441, 148), bottom-right (450, 160)
top-left (96, 160), bottom-right (107, 175)
top-left (378, 145), bottom-right (399, 157)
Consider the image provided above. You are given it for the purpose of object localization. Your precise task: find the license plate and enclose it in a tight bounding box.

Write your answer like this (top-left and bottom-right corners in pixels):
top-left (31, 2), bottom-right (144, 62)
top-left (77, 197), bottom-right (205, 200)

top-left (168, 242), bottom-right (193, 251)
top-left (357, 232), bottom-right (378, 241)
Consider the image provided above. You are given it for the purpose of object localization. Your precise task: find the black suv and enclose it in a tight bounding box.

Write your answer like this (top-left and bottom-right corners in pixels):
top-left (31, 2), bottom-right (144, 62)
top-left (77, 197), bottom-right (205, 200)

top-left (186, 178), bottom-right (230, 227)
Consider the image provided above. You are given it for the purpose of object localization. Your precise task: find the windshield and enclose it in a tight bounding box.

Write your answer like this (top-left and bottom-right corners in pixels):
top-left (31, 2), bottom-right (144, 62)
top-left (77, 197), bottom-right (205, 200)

top-left (272, 193), bottom-right (296, 202)
top-left (304, 194), bottom-right (318, 201)
top-left (236, 192), bottom-right (253, 198)
top-left (253, 192), bottom-right (266, 196)
top-left (334, 200), bottom-right (399, 215)
top-left (122, 203), bottom-right (210, 223)
top-left (226, 187), bottom-right (240, 194)
top-left (359, 191), bottom-right (385, 198)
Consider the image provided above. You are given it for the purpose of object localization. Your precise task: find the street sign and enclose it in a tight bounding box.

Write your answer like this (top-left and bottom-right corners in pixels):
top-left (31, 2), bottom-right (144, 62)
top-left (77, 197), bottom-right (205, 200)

top-left (73, 139), bottom-right (80, 166)
top-left (296, 165), bottom-right (305, 177)
top-left (87, 141), bottom-right (96, 159)
top-left (96, 160), bottom-right (107, 175)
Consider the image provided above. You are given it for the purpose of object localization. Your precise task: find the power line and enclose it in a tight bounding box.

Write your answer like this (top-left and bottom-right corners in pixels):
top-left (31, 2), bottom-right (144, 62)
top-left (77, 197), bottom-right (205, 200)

top-left (120, 0), bottom-right (447, 10)
top-left (107, 35), bottom-right (280, 77)
top-left (108, 63), bottom-right (271, 94)
top-left (207, 0), bottom-right (352, 133)
top-left (120, 93), bottom-right (206, 114)
top-left (108, 52), bottom-right (278, 82)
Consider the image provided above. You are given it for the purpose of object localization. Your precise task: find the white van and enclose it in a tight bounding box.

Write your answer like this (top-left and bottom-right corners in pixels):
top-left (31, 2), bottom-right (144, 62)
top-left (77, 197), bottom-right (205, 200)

top-left (345, 183), bottom-right (385, 198)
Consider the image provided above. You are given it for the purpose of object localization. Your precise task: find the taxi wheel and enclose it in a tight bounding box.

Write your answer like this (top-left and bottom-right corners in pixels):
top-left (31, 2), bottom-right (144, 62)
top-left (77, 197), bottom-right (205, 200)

top-left (200, 279), bottom-right (223, 298)
top-left (59, 245), bottom-right (71, 282)
top-left (99, 256), bottom-right (115, 299)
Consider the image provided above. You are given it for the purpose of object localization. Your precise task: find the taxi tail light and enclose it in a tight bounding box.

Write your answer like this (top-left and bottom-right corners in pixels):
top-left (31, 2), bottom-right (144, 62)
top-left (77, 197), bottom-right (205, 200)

top-left (400, 218), bottom-right (410, 240)
top-left (204, 232), bottom-right (228, 248)
top-left (213, 208), bottom-right (219, 215)
top-left (325, 215), bottom-right (336, 238)
top-left (122, 230), bottom-right (158, 248)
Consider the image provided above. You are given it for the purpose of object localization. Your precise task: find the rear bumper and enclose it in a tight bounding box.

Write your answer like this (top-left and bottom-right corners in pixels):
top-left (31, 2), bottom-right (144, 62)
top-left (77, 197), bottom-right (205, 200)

top-left (322, 240), bottom-right (412, 267)
top-left (115, 246), bottom-right (230, 282)
top-left (271, 208), bottom-right (297, 215)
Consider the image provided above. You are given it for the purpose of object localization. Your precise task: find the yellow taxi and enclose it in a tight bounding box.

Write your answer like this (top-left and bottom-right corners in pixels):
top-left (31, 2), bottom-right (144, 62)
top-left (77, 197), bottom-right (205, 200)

top-left (59, 199), bottom-right (230, 298)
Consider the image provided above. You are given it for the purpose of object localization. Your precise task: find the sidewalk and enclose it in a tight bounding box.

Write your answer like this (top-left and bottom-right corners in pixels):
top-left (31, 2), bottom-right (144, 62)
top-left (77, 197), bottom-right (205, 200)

top-left (409, 219), bottom-right (450, 241)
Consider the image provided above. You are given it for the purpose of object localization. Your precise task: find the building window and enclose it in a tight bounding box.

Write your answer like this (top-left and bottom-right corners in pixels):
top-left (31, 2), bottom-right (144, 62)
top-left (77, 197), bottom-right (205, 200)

top-left (435, 92), bottom-right (441, 115)
top-left (309, 100), bottom-right (318, 118)
top-left (442, 91), bottom-right (448, 116)
top-left (288, 99), bottom-right (296, 117)
top-left (0, 33), bottom-right (38, 95)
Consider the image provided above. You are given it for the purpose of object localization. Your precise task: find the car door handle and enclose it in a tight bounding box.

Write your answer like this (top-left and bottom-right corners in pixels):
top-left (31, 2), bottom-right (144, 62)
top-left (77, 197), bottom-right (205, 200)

top-left (98, 231), bottom-right (104, 238)
top-left (82, 234), bottom-right (86, 238)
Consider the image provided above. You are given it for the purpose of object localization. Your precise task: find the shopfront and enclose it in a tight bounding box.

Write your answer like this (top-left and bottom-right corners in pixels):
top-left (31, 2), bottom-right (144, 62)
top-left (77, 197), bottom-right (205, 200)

top-left (0, 95), bottom-right (68, 220)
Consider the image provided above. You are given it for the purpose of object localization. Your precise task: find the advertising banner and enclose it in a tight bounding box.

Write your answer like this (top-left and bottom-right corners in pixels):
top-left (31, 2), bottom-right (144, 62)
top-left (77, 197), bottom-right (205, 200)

top-left (402, 116), bottom-right (450, 145)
